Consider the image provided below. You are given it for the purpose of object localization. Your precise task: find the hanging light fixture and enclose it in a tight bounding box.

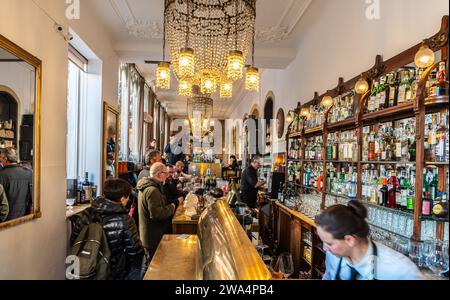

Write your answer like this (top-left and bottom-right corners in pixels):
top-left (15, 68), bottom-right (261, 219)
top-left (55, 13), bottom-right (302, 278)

top-left (227, 0), bottom-right (244, 81)
top-left (155, 4), bottom-right (170, 89)
top-left (156, 62), bottom-right (171, 89)
top-left (246, 23), bottom-right (259, 91)
top-left (179, 78), bottom-right (192, 96)
top-left (165, 0), bottom-right (256, 98)
top-left (201, 73), bottom-right (217, 94)
top-left (414, 41), bottom-right (435, 68)
top-left (220, 80), bottom-right (233, 98)
top-left (355, 74), bottom-right (369, 94)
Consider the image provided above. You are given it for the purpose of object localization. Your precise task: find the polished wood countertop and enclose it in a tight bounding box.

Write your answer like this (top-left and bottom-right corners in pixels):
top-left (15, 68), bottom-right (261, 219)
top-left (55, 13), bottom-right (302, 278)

top-left (172, 203), bottom-right (199, 225)
top-left (144, 235), bottom-right (200, 280)
top-left (275, 201), bottom-right (316, 228)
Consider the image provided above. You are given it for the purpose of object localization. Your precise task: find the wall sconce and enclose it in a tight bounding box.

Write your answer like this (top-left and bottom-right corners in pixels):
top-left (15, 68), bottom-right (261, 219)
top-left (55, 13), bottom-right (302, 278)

top-left (321, 93), bottom-right (333, 108)
top-left (355, 74), bottom-right (369, 94)
top-left (414, 41), bottom-right (435, 68)
top-left (301, 107), bottom-right (310, 118)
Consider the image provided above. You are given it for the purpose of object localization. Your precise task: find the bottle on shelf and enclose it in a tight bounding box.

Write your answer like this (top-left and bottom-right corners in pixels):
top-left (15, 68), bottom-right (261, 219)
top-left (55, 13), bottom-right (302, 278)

top-left (432, 192), bottom-right (449, 219)
top-left (388, 72), bottom-right (399, 108)
top-left (387, 169), bottom-right (399, 209)
top-left (432, 61), bottom-right (448, 97)
top-left (436, 112), bottom-right (448, 162)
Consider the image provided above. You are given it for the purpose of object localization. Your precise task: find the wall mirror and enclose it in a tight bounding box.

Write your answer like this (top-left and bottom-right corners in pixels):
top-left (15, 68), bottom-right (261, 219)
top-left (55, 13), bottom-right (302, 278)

top-left (0, 34), bottom-right (41, 229)
top-left (102, 102), bottom-right (119, 189)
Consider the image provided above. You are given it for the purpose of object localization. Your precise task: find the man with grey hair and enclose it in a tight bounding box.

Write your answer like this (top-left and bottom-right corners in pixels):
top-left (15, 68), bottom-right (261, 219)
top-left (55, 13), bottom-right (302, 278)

top-left (137, 162), bottom-right (179, 262)
top-left (0, 148), bottom-right (33, 221)
top-left (138, 149), bottom-right (162, 182)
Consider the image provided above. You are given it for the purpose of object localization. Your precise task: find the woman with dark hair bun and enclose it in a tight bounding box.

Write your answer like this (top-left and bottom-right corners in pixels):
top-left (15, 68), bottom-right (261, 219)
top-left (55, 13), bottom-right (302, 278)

top-left (315, 201), bottom-right (424, 280)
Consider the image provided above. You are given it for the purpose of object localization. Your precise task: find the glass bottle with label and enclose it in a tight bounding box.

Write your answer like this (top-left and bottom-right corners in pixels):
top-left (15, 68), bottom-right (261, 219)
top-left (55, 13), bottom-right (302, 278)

top-left (388, 72), bottom-right (399, 107)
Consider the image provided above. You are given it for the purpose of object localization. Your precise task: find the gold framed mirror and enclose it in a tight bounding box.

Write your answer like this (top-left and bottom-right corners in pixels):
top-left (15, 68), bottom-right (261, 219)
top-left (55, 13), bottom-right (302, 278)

top-left (0, 34), bottom-right (41, 230)
top-left (102, 102), bottom-right (119, 189)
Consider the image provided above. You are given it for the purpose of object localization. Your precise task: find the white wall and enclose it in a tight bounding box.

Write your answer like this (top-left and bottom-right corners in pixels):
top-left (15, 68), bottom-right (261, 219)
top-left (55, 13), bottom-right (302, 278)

top-left (228, 0), bottom-right (449, 154)
top-left (0, 0), bottom-right (119, 279)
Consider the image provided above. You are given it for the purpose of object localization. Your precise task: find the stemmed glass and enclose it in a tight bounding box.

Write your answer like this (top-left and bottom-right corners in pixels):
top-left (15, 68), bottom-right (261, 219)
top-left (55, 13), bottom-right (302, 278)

top-left (425, 240), bottom-right (449, 277)
top-left (277, 253), bottom-right (294, 279)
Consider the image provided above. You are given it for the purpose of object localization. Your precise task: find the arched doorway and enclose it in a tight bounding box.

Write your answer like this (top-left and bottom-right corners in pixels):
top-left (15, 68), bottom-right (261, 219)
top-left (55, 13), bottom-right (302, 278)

top-left (0, 90), bottom-right (19, 149)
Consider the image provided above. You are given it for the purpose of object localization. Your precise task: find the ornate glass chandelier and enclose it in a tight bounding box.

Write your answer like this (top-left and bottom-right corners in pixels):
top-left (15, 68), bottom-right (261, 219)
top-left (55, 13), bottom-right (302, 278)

top-left (187, 86), bottom-right (214, 139)
top-left (160, 0), bottom-right (257, 98)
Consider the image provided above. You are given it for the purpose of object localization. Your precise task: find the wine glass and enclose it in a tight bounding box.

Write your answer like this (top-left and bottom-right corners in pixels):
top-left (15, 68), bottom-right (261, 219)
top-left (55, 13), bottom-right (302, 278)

top-left (426, 240), bottom-right (449, 277)
top-left (268, 256), bottom-right (283, 279)
top-left (408, 241), bottom-right (423, 268)
top-left (277, 253), bottom-right (294, 279)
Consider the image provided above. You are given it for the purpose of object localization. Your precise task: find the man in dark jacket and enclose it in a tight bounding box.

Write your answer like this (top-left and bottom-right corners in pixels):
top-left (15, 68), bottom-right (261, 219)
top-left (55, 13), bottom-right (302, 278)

top-left (0, 148), bottom-right (32, 221)
top-left (164, 135), bottom-right (185, 166)
top-left (70, 179), bottom-right (144, 280)
top-left (137, 162), bottom-right (178, 262)
top-left (163, 165), bottom-right (184, 207)
top-left (240, 156), bottom-right (266, 209)
top-left (0, 184), bottom-right (9, 222)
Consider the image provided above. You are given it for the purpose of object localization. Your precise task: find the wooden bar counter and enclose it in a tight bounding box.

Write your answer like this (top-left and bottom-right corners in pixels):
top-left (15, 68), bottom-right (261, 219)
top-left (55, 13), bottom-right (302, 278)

top-left (172, 203), bottom-right (198, 234)
top-left (144, 235), bottom-right (200, 280)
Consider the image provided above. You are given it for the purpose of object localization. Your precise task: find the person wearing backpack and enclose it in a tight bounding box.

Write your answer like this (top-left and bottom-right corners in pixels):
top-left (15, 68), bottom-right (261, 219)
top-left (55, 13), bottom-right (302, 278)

top-left (137, 162), bottom-right (179, 263)
top-left (70, 179), bottom-right (144, 280)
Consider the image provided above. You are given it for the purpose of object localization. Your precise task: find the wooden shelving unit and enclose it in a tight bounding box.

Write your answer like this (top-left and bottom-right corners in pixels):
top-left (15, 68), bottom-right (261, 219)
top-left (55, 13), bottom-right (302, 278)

top-left (271, 15), bottom-right (449, 279)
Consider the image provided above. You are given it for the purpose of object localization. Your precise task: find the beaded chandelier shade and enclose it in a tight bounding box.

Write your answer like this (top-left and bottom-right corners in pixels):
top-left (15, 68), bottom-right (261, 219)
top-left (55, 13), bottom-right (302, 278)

top-left (165, 0), bottom-right (256, 97)
top-left (187, 86), bottom-right (214, 136)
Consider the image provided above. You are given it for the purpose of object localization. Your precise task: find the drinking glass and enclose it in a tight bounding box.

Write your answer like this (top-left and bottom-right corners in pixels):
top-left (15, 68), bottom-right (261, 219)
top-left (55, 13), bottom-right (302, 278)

top-left (408, 241), bottom-right (423, 267)
top-left (426, 240), bottom-right (449, 276)
top-left (269, 256), bottom-right (283, 279)
top-left (277, 253), bottom-right (295, 279)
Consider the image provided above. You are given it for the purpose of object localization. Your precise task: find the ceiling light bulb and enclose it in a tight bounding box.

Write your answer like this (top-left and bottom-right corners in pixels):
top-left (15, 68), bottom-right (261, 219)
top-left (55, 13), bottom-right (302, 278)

top-left (321, 95), bottom-right (333, 108)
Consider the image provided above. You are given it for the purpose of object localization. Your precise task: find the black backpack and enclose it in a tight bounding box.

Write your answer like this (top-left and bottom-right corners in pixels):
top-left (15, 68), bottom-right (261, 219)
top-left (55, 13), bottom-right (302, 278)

top-left (70, 220), bottom-right (112, 280)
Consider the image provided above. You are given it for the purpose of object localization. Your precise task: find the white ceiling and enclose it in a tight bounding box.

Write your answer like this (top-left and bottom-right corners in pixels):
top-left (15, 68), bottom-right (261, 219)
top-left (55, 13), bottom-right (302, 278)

top-left (84, 0), bottom-right (312, 118)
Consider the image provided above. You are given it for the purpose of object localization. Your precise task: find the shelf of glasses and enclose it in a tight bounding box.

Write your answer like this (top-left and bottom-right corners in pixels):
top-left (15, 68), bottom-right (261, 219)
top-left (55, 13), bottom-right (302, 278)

top-left (364, 201), bottom-right (414, 217)
top-left (360, 160), bottom-right (416, 165)
top-left (368, 221), bottom-right (411, 240)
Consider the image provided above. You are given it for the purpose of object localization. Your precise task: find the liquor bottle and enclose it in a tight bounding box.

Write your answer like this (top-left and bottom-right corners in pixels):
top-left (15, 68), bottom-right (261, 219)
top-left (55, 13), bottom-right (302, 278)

top-left (377, 76), bottom-right (387, 111)
top-left (368, 132), bottom-right (375, 161)
top-left (278, 183), bottom-right (285, 203)
top-left (82, 172), bottom-right (91, 203)
top-left (387, 170), bottom-right (399, 209)
top-left (379, 178), bottom-right (389, 207)
top-left (433, 61), bottom-right (449, 97)
top-left (436, 113), bottom-right (448, 162)
top-left (368, 81), bottom-right (378, 113)
top-left (422, 192), bottom-right (432, 216)
top-left (411, 68), bottom-right (423, 100)
top-left (397, 70), bottom-right (411, 105)
top-left (369, 178), bottom-right (379, 205)
top-left (333, 133), bottom-right (339, 160)
top-left (428, 71), bottom-right (438, 97)
top-left (388, 72), bottom-right (399, 107)
top-left (432, 193), bottom-right (449, 218)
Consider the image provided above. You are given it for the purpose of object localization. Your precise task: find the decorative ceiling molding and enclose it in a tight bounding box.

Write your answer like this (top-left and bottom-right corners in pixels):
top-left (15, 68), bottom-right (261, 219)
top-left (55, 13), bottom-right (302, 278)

top-left (110, 0), bottom-right (163, 39)
top-left (256, 0), bottom-right (312, 43)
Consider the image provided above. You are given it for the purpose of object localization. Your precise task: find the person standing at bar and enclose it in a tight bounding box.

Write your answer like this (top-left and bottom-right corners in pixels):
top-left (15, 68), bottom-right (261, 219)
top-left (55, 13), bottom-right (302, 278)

top-left (137, 162), bottom-right (178, 262)
top-left (165, 135), bottom-right (185, 166)
top-left (240, 156), bottom-right (265, 209)
top-left (138, 150), bottom-right (162, 182)
top-left (315, 201), bottom-right (424, 280)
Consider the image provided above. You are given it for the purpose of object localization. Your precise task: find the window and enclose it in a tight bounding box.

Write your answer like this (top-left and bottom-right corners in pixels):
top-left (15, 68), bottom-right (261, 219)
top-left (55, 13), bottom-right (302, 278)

top-left (66, 46), bottom-right (87, 180)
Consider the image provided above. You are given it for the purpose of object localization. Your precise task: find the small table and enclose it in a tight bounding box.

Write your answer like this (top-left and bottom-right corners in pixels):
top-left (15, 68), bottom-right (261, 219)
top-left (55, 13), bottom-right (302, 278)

top-left (144, 235), bottom-right (200, 280)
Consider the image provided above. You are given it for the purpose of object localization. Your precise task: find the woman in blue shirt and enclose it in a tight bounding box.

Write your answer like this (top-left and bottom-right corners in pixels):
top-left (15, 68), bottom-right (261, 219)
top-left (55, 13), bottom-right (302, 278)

top-left (315, 201), bottom-right (424, 280)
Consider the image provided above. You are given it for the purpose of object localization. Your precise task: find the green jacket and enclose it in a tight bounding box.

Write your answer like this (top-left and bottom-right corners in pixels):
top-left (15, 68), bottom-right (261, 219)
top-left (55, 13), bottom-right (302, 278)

top-left (137, 177), bottom-right (175, 250)
top-left (0, 184), bottom-right (9, 222)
